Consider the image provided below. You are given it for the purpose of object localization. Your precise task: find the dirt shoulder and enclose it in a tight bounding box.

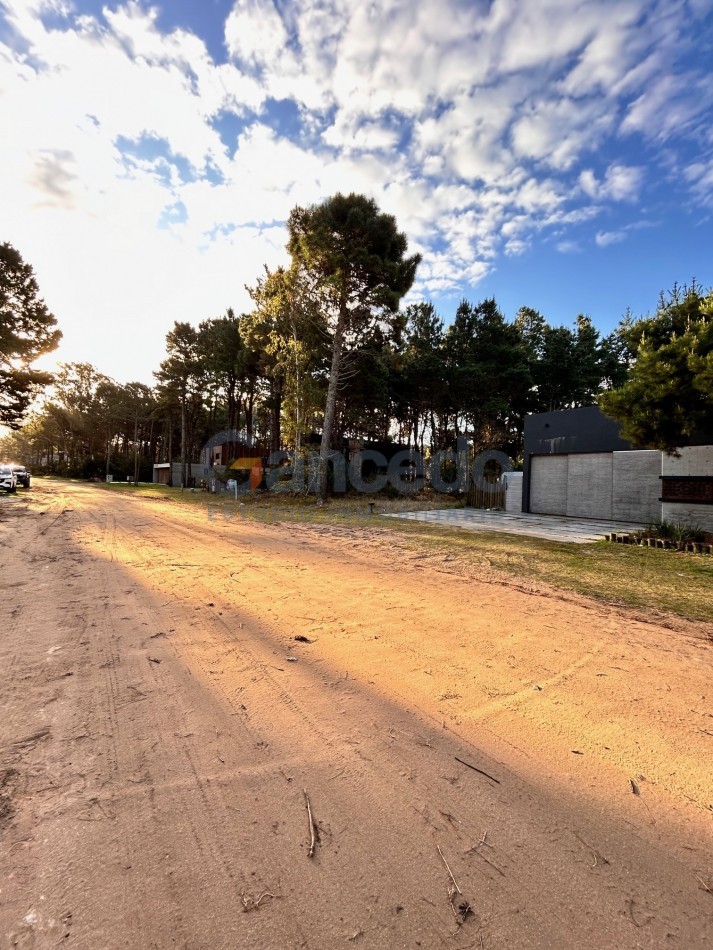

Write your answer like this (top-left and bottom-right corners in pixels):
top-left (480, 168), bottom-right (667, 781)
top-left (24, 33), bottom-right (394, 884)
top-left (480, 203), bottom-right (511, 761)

top-left (1, 481), bottom-right (711, 949)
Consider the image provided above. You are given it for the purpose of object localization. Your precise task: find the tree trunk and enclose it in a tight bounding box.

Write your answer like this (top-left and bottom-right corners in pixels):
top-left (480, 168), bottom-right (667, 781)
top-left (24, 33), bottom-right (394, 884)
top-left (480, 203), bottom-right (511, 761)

top-left (270, 379), bottom-right (283, 455)
top-left (180, 396), bottom-right (187, 489)
top-left (133, 414), bottom-right (140, 485)
top-left (319, 301), bottom-right (346, 500)
top-left (227, 378), bottom-right (237, 463)
top-left (148, 418), bottom-right (155, 471)
top-left (293, 320), bottom-right (302, 455)
top-left (105, 433), bottom-right (111, 481)
top-left (245, 389), bottom-right (255, 442)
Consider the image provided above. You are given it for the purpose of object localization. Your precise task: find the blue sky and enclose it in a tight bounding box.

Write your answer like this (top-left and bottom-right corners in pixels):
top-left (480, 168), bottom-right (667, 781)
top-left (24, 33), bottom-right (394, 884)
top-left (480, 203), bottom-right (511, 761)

top-left (1, 0), bottom-right (712, 384)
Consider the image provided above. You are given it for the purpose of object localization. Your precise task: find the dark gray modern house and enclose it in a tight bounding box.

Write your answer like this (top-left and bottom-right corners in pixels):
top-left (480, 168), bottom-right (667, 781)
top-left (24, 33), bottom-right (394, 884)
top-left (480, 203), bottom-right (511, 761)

top-left (522, 406), bottom-right (713, 530)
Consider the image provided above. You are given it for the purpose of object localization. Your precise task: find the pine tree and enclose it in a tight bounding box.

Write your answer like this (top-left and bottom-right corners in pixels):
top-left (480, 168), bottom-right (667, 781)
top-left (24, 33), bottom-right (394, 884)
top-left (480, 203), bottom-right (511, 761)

top-left (0, 242), bottom-right (61, 428)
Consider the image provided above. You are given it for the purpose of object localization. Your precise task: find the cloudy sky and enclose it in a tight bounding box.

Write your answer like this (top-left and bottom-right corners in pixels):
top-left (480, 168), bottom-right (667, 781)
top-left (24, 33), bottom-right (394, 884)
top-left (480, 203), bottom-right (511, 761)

top-left (1, 0), bottom-right (712, 384)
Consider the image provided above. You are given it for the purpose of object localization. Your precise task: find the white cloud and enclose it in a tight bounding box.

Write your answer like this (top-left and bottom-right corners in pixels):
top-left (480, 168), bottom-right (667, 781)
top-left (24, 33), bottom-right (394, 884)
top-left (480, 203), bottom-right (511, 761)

top-left (225, 0), bottom-right (290, 68)
top-left (497, 0), bottom-right (605, 73)
top-left (323, 115), bottom-right (400, 153)
top-left (511, 96), bottom-right (616, 170)
top-left (683, 160), bottom-right (713, 206)
top-left (556, 240), bottom-right (582, 253)
top-left (504, 238), bottom-right (529, 256)
top-left (595, 230), bottom-right (626, 247)
top-left (621, 73), bottom-right (713, 141)
top-left (0, 0), bottom-right (709, 381)
top-left (579, 163), bottom-right (644, 201)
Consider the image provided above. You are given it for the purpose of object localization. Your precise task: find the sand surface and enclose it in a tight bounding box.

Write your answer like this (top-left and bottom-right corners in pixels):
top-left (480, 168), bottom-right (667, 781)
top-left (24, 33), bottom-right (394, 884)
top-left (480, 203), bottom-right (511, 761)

top-left (1, 481), bottom-right (711, 949)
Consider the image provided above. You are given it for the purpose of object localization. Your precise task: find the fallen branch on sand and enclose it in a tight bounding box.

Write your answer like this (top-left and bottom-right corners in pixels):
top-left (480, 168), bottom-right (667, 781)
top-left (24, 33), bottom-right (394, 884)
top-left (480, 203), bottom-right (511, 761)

top-left (454, 757), bottom-right (500, 785)
top-left (437, 844), bottom-right (461, 895)
top-left (437, 844), bottom-right (474, 924)
top-left (304, 789), bottom-right (317, 858)
top-left (573, 832), bottom-right (609, 868)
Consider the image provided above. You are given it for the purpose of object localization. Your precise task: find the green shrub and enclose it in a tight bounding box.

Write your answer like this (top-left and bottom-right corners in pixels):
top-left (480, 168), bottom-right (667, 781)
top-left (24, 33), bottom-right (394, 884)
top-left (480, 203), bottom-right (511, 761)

top-left (646, 519), bottom-right (707, 544)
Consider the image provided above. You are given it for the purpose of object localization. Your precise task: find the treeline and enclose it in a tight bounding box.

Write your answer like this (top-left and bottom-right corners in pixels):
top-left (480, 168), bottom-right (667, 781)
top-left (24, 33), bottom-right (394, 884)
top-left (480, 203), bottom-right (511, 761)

top-left (7, 193), bottom-right (705, 489)
top-left (3, 297), bottom-right (626, 479)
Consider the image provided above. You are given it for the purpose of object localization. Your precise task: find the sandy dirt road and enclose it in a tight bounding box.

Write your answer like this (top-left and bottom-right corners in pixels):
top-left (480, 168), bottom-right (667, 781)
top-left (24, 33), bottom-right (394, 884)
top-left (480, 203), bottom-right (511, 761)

top-left (1, 481), bottom-right (711, 950)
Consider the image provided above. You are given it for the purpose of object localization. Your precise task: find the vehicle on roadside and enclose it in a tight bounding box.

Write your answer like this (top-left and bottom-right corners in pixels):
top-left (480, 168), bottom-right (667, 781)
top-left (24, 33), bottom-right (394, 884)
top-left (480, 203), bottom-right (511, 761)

top-left (11, 464), bottom-right (31, 488)
top-left (0, 464), bottom-right (18, 494)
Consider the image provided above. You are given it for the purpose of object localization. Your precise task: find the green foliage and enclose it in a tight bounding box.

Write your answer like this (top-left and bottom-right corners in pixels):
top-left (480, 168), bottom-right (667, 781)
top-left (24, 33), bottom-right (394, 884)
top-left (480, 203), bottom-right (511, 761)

top-left (287, 193), bottom-right (420, 336)
top-left (643, 520), bottom-right (707, 544)
top-left (198, 309), bottom-right (264, 436)
top-left (15, 215), bottom-right (685, 486)
top-left (392, 299), bottom-right (624, 459)
top-left (155, 322), bottom-right (210, 484)
top-left (3, 363), bottom-right (160, 479)
top-left (394, 302), bottom-right (446, 448)
top-left (244, 266), bottom-right (327, 451)
top-left (339, 344), bottom-right (394, 439)
top-left (287, 192), bottom-right (420, 496)
top-left (444, 298), bottom-right (532, 453)
top-left (0, 242), bottom-right (62, 428)
top-left (599, 283), bottom-right (713, 452)
top-left (516, 308), bottom-right (625, 415)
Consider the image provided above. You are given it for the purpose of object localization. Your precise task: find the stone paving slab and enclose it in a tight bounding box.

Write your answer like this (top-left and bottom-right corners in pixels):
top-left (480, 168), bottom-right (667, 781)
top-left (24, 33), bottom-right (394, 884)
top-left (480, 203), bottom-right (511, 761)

top-left (384, 508), bottom-right (646, 544)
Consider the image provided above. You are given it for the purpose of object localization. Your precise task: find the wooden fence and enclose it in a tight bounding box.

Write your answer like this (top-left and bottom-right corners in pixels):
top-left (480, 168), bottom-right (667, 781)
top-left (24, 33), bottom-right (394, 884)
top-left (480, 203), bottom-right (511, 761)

top-left (466, 475), bottom-right (506, 510)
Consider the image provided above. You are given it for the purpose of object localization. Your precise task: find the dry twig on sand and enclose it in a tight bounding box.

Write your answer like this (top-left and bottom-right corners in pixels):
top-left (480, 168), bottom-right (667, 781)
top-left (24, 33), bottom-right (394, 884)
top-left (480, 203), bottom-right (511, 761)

top-left (304, 789), bottom-right (316, 858)
top-left (629, 778), bottom-right (656, 825)
top-left (573, 832), bottom-right (609, 869)
top-left (437, 844), bottom-right (461, 894)
top-left (241, 891), bottom-right (278, 912)
top-left (437, 844), bottom-right (474, 924)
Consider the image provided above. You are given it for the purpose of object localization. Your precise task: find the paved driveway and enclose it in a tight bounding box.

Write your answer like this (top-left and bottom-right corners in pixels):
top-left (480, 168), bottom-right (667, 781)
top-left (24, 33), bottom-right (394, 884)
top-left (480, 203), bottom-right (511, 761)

top-left (385, 508), bottom-right (645, 543)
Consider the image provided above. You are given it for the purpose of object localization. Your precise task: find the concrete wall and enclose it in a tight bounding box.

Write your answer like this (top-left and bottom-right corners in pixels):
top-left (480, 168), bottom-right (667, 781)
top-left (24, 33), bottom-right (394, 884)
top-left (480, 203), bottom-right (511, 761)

top-left (529, 456), bottom-right (568, 515)
top-left (566, 453), bottom-right (613, 519)
top-left (662, 445), bottom-right (713, 477)
top-left (523, 407), bottom-right (713, 526)
top-left (661, 446), bottom-right (713, 532)
top-left (523, 406), bottom-right (632, 513)
top-left (529, 445), bottom-right (713, 526)
top-left (531, 450), bottom-right (661, 522)
top-left (612, 450), bottom-right (662, 523)
top-left (660, 502), bottom-right (713, 532)
top-left (503, 472), bottom-right (523, 512)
